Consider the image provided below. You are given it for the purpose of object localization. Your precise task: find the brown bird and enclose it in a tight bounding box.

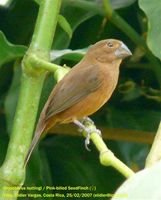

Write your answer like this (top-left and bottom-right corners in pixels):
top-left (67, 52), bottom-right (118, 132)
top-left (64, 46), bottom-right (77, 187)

top-left (25, 39), bottom-right (132, 165)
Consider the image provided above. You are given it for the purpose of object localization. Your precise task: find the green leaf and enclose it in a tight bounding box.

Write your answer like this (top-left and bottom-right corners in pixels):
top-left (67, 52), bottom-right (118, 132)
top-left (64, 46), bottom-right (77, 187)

top-left (50, 48), bottom-right (87, 61)
top-left (58, 15), bottom-right (73, 38)
top-left (111, 0), bottom-right (137, 9)
top-left (52, 0), bottom-right (136, 49)
top-left (112, 161), bottom-right (161, 200)
top-left (139, 0), bottom-right (161, 59)
top-left (35, 0), bottom-right (136, 9)
top-left (0, 31), bottom-right (27, 67)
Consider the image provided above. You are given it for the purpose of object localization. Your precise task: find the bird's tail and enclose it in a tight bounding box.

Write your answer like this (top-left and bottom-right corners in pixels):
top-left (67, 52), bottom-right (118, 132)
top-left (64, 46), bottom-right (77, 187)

top-left (24, 115), bottom-right (58, 167)
top-left (24, 123), bottom-right (46, 167)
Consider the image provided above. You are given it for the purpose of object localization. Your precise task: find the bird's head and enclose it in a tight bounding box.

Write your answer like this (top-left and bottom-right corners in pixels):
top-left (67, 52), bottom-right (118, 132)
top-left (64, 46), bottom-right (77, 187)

top-left (87, 39), bottom-right (132, 64)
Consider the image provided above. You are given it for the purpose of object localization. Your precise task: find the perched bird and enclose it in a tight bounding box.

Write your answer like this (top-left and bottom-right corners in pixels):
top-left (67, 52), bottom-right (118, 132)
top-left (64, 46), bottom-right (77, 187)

top-left (25, 39), bottom-right (132, 165)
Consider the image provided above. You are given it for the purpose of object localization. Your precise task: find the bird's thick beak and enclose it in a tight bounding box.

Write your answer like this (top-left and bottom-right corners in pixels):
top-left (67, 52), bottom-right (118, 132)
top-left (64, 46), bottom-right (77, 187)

top-left (115, 42), bottom-right (132, 59)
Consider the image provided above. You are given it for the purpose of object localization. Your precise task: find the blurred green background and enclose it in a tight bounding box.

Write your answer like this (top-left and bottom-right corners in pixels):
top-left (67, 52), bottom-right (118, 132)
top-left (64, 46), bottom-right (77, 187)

top-left (0, 0), bottom-right (161, 199)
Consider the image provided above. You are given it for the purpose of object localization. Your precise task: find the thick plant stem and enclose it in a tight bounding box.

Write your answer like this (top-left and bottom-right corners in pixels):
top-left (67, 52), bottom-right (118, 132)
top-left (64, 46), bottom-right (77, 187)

top-left (0, 0), bottom-right (62, 199)
top-left (0, 73), bottom-right (45, 182)
top-left (29, 0), bottom-right (61, 55)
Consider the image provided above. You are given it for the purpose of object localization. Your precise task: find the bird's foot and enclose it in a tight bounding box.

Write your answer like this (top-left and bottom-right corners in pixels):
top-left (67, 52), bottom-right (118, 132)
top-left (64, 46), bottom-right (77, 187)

top-left (82, 117), bottom-right (94, 125)
top-left (73, 119), bottom-right (101, 151)
top-left (85, 128), bottom-right (101, 151)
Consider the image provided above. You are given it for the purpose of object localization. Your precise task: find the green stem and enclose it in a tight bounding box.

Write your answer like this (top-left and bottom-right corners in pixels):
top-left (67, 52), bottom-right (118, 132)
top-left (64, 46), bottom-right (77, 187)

top-left (27, 54), bottom-right (61, 73)
top-left (100, 149), bottom-right (134, 178)
top-left (102, 0), bottom-right (112, 17)
top-left (0, 73), bottom-right (45, 183)
top-left (0, 0), bottom-right (62, 199)
top-left (29, 0), bottom-right (61, 55)
top-left (83, 121), bottom-right (134, 178)
top-left (98, 145), bottom-right (134, 178)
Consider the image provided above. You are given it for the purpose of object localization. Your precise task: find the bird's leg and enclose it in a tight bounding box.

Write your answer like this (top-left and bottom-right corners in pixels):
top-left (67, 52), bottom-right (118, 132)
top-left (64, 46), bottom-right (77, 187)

top-left (82, 117), bottom-right (94, 124)
top-left (73, 119), bottom-right (101, 151)
top-left (73, 120), bottom-right (91, 151)
top-left (74, 119), bottom-right (86, 131)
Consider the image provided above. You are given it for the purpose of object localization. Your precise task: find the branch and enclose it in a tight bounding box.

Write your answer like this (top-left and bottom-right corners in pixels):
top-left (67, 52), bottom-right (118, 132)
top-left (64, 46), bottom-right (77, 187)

top-left (82, 120), bottom-right (134, 178)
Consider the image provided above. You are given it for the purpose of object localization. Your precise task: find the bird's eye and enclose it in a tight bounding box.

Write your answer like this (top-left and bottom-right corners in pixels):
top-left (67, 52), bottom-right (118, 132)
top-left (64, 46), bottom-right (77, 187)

top-left (107, 42), bottom-right (113, 48)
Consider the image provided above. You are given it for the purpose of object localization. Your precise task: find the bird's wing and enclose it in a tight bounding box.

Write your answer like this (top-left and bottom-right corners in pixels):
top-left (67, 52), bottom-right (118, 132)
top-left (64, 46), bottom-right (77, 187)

top-left (24, 64), bottom-right (102, 166)
top-left (45, 64), bottom-right (102, 119)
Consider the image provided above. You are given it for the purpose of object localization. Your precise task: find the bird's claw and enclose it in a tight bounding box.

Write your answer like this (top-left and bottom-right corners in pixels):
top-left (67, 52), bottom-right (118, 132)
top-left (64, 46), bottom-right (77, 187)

top-left (84, 127), bottom-right (102, 151)
top-left (85, 133), bottom-right (91, 151)
top-left (73, 119), bottom-right (101, 151)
